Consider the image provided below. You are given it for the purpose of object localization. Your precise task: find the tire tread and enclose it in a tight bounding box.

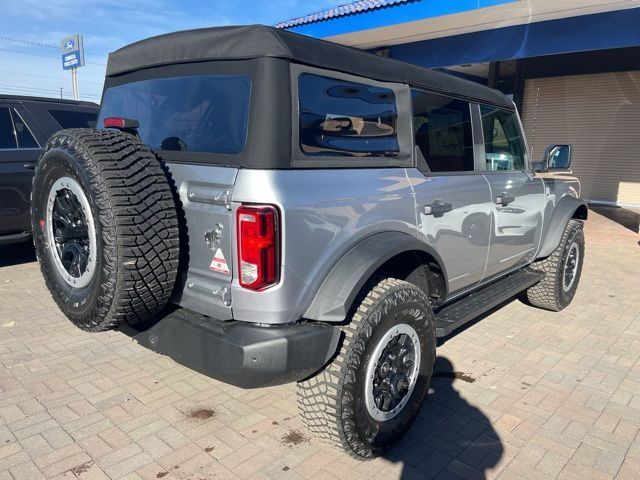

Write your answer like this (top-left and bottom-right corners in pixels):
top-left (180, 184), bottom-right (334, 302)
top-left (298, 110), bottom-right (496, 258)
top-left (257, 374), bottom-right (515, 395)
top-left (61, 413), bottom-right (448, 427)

top-left (525, 219), bottom-right (584, 311)
top-left (33, 129), bottom-right (179, 331)
top-left (297, 278), bottom-right (429, 458)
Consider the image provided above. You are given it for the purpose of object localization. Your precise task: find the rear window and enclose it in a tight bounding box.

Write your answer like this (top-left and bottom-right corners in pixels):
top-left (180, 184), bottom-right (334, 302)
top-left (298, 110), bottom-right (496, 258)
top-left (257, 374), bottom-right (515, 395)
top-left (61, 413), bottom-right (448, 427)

top-left (50, 109), bottom-right (97, 129)
top-left (98, 75), bottom-right (251, 154)
top-left (298, 73), bottom-right (399, 158)
top-left (412, 91), bottom-right (474, 173)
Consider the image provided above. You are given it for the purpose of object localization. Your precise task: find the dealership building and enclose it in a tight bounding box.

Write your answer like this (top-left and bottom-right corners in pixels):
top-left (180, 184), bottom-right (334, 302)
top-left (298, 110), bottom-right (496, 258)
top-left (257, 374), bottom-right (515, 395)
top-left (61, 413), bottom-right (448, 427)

top-left (277, 0), bottom-right (640, 207)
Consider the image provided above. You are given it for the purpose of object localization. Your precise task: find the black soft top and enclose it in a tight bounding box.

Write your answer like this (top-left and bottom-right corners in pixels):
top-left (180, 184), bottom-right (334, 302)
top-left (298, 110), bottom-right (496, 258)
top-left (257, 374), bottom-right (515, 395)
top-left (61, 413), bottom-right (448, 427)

top-left (107, 25), bottom-right (512, 109)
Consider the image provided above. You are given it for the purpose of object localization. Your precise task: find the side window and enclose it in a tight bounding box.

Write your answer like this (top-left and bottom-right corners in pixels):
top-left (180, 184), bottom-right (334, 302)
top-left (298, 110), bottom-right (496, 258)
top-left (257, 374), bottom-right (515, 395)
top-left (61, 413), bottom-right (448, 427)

top-left (298, 73), bottom-right (399, 158)
top-left (0, 107), bottom-right (17, 149)
top-left (49, 109), bottom-right (97, 129)
top-left (411, 91), bottom-right (474, 172)
top-left (11, 109), bottom-right (39, 148)
top-left (480, 105), bottom-right (526, 171)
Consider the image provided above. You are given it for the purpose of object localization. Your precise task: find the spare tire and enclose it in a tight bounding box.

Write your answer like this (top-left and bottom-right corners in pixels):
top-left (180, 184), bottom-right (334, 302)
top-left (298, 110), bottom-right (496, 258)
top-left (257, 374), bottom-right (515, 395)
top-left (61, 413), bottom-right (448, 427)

top-left (31, 128), bottom-right (180, 331)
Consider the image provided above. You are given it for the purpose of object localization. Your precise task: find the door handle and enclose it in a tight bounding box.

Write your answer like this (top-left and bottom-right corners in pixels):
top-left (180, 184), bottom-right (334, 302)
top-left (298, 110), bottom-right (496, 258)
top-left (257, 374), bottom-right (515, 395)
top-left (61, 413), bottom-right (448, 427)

top-left (23, 164), bottom-right (36, 170)
top-left (496, 192), bottom-right (515, 206)
top-left (424, 200), bottom-right (453, 217)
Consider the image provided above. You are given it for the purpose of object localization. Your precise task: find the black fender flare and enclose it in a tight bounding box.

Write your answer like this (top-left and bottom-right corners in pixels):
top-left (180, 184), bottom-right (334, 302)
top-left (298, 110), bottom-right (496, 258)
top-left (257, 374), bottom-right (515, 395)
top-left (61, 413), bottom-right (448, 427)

top-left (303, 231), bottom-right (447, 322)
top-left (537, 196), bottom-right (588, 259)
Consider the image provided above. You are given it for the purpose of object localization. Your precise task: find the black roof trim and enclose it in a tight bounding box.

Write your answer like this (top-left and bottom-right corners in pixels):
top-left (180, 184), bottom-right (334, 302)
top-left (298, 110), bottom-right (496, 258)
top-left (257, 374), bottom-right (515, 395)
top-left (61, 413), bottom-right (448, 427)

top-left (106, 25), bottom-right (512, 109)
top-left (0, 94), bottom-right (98, 107)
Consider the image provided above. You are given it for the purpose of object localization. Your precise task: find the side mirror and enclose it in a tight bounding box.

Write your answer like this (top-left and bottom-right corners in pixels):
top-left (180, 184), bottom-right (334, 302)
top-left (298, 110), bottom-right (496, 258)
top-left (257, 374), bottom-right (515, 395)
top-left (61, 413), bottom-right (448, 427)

top-left (533, 144), bottom-right (572, 172)
top-left (543, 144), bottom-right (572, 171)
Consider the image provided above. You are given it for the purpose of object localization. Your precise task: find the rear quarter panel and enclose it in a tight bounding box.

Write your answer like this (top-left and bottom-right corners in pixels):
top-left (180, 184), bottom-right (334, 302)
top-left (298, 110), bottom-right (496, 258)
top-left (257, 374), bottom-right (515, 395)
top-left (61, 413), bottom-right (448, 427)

top-left (231, 168), bottom-right (419, 324)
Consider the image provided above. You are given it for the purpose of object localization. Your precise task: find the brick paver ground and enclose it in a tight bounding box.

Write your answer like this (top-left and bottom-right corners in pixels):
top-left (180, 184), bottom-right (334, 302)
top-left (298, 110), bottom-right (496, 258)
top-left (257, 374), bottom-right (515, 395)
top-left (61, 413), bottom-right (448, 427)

top-left (1, 208), bottom-right (639, 480)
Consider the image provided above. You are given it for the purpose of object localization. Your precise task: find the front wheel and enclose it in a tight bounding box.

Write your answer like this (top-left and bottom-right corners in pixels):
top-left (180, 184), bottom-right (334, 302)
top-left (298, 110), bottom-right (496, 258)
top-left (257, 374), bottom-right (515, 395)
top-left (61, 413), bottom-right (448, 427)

top-left (297, 278), bottom-right (436, 458)
top-left (525, 219), bottom-right (585, 311)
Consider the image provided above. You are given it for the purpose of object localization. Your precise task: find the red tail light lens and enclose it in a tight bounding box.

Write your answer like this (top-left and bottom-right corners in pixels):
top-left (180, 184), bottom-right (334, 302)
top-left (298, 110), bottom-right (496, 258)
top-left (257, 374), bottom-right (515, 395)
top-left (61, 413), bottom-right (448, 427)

top-left (236, 205), bottom-right (280, 290)
top-left (103, 117), bottom-right (140, 129)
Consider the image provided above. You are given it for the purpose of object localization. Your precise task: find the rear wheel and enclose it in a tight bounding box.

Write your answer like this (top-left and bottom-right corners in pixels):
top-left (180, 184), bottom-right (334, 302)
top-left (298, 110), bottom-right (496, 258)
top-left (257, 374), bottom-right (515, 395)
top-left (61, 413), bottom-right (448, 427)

top-left (525, 219), bottom-right (584, 311)
top-left (31, 129), bottom-right (180, 331)
top-left (297, 278), bottom-right (436, 458)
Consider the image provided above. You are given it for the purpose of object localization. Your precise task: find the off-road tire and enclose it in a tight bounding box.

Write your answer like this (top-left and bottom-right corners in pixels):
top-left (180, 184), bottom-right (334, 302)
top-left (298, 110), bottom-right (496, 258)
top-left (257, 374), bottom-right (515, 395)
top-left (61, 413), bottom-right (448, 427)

top-left (31, 129), bottom-right (180, 331)
top-left (297, 278), bottom-right (436, 458)
top-left (525, 219), bottom-right (584, 311)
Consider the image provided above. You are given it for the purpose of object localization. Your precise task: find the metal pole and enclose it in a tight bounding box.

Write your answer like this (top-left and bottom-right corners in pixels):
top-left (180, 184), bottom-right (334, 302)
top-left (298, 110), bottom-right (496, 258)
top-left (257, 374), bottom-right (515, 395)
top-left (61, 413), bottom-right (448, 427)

top-left (70, 69), bottom-right (75, 100)
top-left (71, 68), bottom-right (79, 101)
top-left (75, 69), bottom-right (80, 100)
top-left (74, 69), bottom-right (78, 100)
top-left (60, 87), bottom-right (63, 99)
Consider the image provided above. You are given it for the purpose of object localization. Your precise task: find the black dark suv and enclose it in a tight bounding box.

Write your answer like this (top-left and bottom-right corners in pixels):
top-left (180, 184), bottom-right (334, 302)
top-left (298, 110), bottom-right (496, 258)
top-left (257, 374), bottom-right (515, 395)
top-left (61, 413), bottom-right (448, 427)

top-left (0, 95), bottom-right (98, 245)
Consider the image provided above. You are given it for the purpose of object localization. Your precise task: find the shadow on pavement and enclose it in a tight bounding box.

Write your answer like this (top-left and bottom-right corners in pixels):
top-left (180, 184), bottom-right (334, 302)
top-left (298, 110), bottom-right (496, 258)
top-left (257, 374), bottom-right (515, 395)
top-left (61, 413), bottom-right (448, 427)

top-left (385, 356), bottom-right (502, 479)
top-left (437, 298), bottom-right (517, 347)
top-left (590, 204), bottom-right (640, 233)
top-left (0, 241), bottom-right (36, 268)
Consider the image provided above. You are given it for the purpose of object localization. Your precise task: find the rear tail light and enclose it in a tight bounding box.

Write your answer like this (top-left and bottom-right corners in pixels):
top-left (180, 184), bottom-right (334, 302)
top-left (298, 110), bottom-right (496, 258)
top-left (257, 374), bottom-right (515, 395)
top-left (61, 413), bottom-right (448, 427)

top-left (103, 117), bottom-right (140, 129)
top-left (236, 204), bottom-right (280, 290)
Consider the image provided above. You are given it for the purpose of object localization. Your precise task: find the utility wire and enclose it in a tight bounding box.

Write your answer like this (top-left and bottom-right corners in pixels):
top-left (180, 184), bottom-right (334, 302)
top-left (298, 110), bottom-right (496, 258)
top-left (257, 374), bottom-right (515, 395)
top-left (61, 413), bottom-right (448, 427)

top-left (0, 83), bottom-right (63, 93)
top-left (0, 36), bottom-right (110, 57)
top-left (0, 36), bottom-right (57, 49)
top-left (0, 83), bottom-right (101, 99)
top-left (0, 88), bottom-right (101, 100)
top-left (0, 69), bottom-right (104, 85)
top-left (0, 47), bottom-right (106, 67)
top-left (0, 89), bottom-right (101, 101)
top-left (0, 89), bottom-right (102, 101)
top-left (0, 83), bottom-right (101, 95)
top-left (0, 83), bottom-right (96, 95)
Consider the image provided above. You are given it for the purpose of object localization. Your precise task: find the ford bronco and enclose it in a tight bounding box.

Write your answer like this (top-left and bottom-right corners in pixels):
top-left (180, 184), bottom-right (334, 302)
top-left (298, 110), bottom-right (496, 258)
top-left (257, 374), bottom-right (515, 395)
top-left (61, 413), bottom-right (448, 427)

top-left (31, 25), bottom-right (587, 458)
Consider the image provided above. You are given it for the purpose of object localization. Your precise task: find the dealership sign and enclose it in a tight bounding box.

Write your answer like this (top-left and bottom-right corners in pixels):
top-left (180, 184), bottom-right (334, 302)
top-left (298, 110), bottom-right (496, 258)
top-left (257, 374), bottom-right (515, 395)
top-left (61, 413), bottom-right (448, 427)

top-left (60, 34), bottom-right (85, 70)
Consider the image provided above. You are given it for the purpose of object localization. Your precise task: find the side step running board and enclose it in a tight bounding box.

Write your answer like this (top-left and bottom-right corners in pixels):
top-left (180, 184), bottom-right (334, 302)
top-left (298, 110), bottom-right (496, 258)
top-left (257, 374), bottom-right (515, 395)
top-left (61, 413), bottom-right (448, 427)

top-left (434, 269), bottom-right (543, 338)
top-left (0, 232), bottom-right (31, 246)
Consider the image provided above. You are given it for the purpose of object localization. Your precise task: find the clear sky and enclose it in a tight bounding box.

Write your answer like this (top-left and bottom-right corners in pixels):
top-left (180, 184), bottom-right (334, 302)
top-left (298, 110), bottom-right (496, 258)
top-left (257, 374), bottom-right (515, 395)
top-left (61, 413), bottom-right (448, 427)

top-left (0, 0), bottom-right (339, 103)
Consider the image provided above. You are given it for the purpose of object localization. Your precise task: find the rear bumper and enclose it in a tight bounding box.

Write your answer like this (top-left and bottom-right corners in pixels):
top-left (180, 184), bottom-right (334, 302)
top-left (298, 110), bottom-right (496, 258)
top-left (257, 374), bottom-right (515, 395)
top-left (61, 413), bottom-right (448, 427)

top-left (120, 308), bottom-right (341, 388)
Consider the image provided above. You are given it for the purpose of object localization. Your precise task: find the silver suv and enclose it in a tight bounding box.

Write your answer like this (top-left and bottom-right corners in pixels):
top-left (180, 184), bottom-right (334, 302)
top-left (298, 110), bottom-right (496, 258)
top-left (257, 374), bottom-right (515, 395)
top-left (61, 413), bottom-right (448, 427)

top-left (31, 26), bottom-right (587, 458)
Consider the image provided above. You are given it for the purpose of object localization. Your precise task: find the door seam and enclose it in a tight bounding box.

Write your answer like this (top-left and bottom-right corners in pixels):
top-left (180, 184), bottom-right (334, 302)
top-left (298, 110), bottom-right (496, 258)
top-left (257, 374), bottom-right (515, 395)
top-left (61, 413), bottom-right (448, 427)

top-left (478, 173), bottom-right (494, 287)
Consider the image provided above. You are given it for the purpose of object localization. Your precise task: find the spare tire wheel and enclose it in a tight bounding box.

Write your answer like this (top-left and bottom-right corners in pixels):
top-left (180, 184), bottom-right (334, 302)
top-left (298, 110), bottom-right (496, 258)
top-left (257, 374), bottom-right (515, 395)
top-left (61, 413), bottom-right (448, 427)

top-left (31, 128), bottom-right (180, 331)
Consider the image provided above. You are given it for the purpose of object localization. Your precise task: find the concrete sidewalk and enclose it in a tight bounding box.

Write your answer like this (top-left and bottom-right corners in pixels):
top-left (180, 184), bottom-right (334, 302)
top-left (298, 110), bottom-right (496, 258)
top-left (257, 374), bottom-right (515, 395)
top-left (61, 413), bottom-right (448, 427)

top-left (1, 209), bottom-right (639, 480)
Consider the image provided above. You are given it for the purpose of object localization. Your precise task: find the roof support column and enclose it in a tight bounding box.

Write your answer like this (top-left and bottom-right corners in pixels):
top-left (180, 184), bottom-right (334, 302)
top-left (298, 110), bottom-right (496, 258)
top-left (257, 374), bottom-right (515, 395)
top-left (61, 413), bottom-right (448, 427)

top-left (488, 61), bottom-right (501, 89)
top-left (512, 59), bottom-right (525, 113)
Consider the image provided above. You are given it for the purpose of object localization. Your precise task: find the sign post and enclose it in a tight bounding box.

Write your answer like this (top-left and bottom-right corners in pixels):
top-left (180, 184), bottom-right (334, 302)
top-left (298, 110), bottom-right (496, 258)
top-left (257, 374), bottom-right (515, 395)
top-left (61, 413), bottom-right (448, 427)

top-left (60, 34), bottom-right (85, 101)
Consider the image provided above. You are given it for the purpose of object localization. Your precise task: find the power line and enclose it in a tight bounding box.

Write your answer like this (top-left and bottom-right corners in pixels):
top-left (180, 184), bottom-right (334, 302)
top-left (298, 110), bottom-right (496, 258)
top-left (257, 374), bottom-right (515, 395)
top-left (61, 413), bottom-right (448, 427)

top-left (0, 69), bottom-right (104, 85)
top-left (0, 47), bottom-right (106, 67)
top-left (0, 36), bottom-right (56, 49)
top-left (0, 47), bottom-right (61, 60)
top-left (0, 84), bottom-right (101, 100)
top-left (0, 88), bottom-right (101, 101)
top-left (0, 83), bottom-right (62, 93)
top-left (0, 82), bottom-right (101, 96)
top-left (0, 35), bottom-right (110, 57)
top-left (0, 83), bottom-right (92, 95)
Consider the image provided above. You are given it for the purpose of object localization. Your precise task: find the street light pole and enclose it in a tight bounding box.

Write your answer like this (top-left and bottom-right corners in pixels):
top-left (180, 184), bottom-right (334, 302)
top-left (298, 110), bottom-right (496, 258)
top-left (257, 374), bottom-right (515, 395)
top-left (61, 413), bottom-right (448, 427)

top-left (71, 68), bottom-right (79, 100)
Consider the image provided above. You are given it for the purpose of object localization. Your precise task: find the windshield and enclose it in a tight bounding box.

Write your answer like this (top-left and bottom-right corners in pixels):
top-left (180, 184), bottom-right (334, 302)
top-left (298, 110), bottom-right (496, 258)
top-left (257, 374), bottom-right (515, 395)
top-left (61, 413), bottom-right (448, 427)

top-left (98, 74), bottom-right (251, 154)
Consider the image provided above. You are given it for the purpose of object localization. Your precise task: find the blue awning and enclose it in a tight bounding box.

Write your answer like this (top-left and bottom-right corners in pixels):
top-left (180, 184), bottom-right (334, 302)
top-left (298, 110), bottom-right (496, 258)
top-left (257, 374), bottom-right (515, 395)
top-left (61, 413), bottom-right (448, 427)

top-left (387, 8), bottom-right (640, 68)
